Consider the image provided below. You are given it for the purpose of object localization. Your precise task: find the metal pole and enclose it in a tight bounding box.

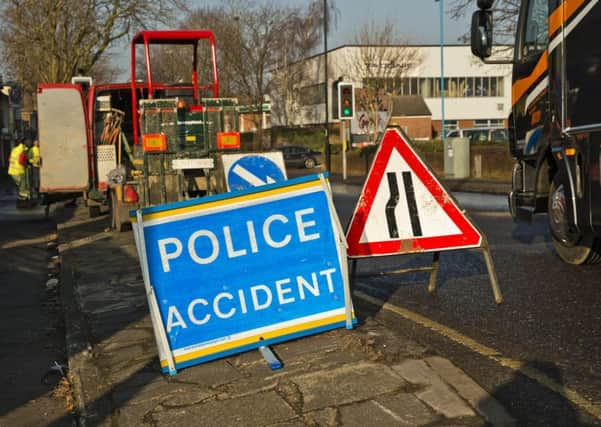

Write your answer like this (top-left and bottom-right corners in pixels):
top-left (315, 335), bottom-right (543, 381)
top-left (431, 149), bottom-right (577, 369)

top-left (439, 0), bottom-right (446, 142)
top-left (340, 119), bottom-right (346, 180)
top-left (324, 0), bottom-right (331, 172)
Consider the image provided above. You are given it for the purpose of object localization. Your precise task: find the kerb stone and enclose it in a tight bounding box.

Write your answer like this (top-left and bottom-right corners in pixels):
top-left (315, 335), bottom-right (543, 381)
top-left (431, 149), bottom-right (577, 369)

top-left (426, 356), bottom-right (515, 426)
top-left (393, 359), bottom-right (474, 419)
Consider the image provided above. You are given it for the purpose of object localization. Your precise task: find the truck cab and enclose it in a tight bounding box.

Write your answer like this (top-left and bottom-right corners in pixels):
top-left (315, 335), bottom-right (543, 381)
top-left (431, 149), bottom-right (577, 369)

top-left (471, 0), bottom-right (601, 264)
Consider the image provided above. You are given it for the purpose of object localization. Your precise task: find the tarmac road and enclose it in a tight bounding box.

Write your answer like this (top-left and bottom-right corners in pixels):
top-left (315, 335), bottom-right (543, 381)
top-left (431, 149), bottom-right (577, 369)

top-left (0, 195), bottom-right (73, 427)
top-left (3, 170), bottom-right (600, 425)
top-left (330, 185), bottom-right (601, 426)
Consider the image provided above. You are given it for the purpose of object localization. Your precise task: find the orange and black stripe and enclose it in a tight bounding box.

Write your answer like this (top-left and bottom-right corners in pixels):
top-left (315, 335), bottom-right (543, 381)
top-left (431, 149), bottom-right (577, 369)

top-left (512, 0), bottom-right (597, 107)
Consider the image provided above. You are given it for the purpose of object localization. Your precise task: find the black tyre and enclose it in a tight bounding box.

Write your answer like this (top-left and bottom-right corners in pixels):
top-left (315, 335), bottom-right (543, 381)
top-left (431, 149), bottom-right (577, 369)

top-left (304, 157), bottom-right (316, 169)
top-left (548, 179), bottom-right (601, 264)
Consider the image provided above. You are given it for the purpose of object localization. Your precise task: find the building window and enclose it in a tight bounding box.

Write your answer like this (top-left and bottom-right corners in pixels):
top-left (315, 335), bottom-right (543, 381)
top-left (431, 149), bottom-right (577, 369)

top-left (360, 76), bottom-right (504, 98)
top-left (474, 119), bottom-right (505, 127)
top-left (410, 78), bottom-right (418, 96)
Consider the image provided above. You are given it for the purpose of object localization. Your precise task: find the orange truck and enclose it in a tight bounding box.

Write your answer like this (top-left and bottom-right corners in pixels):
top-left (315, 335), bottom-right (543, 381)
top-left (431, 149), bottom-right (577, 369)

top-left (472, 0), bottom-right (601, 264)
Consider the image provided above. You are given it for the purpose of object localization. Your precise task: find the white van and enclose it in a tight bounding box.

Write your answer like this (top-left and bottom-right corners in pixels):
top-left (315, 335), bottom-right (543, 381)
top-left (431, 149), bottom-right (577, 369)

top-left (446, 127), bottom-right (508, 143)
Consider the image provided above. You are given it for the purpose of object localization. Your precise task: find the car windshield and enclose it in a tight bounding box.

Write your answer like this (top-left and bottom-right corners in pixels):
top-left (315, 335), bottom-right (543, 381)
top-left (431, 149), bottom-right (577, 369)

top-left (491, 129), bottom-right (508, 142)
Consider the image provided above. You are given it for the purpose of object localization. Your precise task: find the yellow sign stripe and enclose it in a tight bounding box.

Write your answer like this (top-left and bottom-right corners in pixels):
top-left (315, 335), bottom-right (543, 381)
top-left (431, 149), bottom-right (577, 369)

top-left (132, 179), bottom-right (324, 223)
top-left (160, 312), bottom-right (351, 368)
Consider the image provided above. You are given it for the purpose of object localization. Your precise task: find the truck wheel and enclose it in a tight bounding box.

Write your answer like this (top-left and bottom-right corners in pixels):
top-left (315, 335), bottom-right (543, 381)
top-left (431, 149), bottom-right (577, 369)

top-left (548, 180), bottom-right (601, 264)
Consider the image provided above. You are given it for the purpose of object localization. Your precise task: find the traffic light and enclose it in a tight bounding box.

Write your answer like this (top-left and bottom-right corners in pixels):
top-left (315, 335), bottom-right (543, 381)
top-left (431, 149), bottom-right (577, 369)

top-left (338, 83), bottom-right (354, 120)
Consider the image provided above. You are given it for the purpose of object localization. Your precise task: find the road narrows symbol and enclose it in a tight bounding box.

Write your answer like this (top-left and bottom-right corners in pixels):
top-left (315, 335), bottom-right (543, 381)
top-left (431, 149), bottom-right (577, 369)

top-left (385, 172), bottom-right (423, 239)
top-left (385, 172), bottom-right (400, 238)
top-left (402, 171), bottom-right (422, 237)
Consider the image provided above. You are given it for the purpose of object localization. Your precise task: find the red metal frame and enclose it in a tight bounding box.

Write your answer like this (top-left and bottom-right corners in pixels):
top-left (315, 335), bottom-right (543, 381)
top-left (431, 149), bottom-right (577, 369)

top-left (130, 30), bottom-right (220, 146)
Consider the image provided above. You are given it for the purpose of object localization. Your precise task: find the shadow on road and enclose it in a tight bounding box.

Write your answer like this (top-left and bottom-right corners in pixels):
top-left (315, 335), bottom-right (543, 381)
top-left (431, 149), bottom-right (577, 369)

top-left (0, 195), bottom-right (79, 426)
top-left (484, 360), bottom-right (598, 426)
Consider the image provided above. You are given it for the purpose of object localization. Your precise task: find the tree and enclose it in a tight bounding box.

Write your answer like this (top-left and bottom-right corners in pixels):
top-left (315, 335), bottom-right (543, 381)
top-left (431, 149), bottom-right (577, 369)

top-left (269, 1), bottom-right (334, 127)
top-left (448, 0), bottom-right (520, 45)
top-left (163, 0), bottom-right (334, 147)
top-left (0, 0), bottom-right (187, 94)
top-left (344, 20), bottom-right (422, 145)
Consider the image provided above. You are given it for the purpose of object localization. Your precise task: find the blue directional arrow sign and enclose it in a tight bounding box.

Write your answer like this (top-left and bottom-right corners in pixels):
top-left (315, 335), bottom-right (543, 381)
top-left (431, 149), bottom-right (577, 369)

top-left (226, 154), bottom-right (286, 191)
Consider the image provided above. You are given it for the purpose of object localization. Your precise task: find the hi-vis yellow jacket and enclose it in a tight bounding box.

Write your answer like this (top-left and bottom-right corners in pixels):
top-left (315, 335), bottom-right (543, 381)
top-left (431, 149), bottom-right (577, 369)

top-left (8, 143), bottom-right (26, 177)
top-left (29, 145), bottom-right (40, 167)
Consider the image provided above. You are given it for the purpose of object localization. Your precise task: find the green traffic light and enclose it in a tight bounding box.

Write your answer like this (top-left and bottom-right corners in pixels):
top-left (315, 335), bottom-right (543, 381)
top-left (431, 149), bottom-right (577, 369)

top-left (343, 108), bottom-right (351, 116)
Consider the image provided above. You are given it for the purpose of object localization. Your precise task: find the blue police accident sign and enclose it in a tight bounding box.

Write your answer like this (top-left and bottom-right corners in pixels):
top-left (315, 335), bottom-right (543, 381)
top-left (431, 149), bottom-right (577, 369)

top-left (131, 174), bottom-right (354, 374)
top-left (223, 153), bottom-right (287, 192)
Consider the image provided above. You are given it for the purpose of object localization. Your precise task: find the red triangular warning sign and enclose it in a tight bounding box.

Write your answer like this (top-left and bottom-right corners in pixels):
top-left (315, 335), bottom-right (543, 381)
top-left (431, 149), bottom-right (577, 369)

top-left (346, 129), bottom-right (482, 258)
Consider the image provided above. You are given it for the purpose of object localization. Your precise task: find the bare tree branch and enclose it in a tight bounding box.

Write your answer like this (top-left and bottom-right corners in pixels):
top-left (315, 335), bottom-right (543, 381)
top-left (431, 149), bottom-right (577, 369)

top-left (344, 20), bottom-right (422, 144)
top-left (0, 0), bottom-right (188, 93)
top-left (448, 0), bottom-right (520, 45)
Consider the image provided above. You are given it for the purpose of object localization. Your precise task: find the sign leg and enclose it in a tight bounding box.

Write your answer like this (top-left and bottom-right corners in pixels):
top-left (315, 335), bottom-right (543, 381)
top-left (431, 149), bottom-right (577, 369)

top-left (135, 210), bottom-right (177, 374)
top-left (320, 174), bottom-right (354, 329)
top-left (350, 259), bottom-right (357, 288)
top-left (427, 252), bottom-right (440, 295)
top-left (481, 239), bottom-right (503, 304)
top-left (340, 244), bottom-right (353, 329)
top-left (259, 346), bottom-right (282, 370)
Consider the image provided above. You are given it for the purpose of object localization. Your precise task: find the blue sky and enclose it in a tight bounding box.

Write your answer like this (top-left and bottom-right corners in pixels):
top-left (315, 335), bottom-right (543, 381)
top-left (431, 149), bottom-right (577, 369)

top-left (195, 0), bottom-right (472, 47)
top-left (325, 0), bottom-right (470, 46)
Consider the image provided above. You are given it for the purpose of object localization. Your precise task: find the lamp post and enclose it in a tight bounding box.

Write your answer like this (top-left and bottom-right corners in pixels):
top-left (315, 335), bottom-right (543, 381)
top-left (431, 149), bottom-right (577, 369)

top-left (435, 0), bottom-right (445, 142)
top-left (323, 0), bottom-right (331, 172)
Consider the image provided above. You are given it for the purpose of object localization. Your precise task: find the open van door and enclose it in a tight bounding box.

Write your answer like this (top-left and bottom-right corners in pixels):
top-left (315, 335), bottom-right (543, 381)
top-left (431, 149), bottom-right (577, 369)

top-left (37, 84), bottom-right (90, 193)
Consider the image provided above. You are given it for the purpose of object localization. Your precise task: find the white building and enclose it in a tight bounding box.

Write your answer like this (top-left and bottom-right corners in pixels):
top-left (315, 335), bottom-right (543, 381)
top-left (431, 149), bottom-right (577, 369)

top-left (271, 44), bottom-right (512, 137)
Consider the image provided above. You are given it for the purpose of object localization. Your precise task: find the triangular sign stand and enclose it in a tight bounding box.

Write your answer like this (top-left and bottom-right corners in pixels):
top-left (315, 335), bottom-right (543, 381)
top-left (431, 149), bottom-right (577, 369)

top-left (346, 129), bottom-right (503, 304)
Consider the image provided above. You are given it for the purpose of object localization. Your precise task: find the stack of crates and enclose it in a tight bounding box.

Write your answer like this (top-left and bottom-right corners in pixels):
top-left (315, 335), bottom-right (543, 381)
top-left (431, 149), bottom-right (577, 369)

top-left (139, 97), bottom-right (239, 156)
top-left (137, 97), bottom-right (239, 206)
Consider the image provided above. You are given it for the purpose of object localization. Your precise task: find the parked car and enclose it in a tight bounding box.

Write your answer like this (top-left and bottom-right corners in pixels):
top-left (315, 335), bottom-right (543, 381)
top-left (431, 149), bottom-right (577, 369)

top-left (446, 127), bottom-right (508, 144)
top-left (278, 145), bottom-right (322, 169)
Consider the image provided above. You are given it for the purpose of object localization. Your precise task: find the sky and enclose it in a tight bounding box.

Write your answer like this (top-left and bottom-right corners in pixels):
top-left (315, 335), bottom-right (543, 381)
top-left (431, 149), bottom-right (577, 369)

top-left (195, 0), bottom-right (472, 47)
top-left (110, 1), bottom-right (473, 78)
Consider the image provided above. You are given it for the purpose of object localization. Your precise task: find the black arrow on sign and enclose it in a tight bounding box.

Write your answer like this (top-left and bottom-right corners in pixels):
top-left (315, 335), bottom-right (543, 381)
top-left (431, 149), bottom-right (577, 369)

top-left (402, 171), bottom-right (422, 237)
top-left (385, 172), bottom-right (400, 238)
top-left (385, 172), bottom-right (423, 239)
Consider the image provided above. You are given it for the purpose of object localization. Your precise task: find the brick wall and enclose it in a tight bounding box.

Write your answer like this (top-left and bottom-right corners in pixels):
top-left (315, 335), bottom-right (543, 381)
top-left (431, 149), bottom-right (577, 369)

top-left (389, 116), bottom-right (432, 139)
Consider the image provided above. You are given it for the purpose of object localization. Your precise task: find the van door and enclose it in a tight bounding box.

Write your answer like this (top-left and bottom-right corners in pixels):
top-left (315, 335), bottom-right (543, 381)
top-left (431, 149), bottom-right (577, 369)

top-left (38, 84), bottom-right (90, 193)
